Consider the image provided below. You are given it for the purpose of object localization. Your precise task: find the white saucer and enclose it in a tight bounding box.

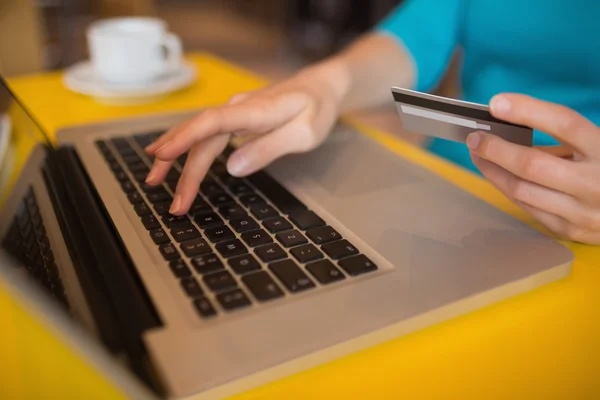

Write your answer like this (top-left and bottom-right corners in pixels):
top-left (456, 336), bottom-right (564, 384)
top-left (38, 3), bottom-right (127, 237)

top-left (63, 61), bottom-right (197, 105)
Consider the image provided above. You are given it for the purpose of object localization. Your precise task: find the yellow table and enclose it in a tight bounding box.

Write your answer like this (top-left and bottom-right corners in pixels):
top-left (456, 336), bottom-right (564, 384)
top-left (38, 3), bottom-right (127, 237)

top-left (1, 53), bottom-right (598, 399)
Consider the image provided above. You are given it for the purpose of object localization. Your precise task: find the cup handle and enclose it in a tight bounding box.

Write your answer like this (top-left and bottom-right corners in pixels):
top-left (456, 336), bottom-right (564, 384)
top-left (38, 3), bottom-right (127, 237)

top-left (163, 33), bottom-right (182, 73)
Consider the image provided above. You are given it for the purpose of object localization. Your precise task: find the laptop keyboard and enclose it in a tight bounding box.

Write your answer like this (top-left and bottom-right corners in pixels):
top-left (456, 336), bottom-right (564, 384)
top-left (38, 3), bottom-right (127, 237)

top-left (2, 187), bottom-right (69, 308)
top-left (96, 133), bottom-right (378, 319)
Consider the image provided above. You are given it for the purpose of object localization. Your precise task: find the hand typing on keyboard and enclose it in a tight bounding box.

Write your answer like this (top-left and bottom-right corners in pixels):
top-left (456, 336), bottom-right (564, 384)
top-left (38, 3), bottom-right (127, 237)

top-left (143, 62), bottom-right (349, 216)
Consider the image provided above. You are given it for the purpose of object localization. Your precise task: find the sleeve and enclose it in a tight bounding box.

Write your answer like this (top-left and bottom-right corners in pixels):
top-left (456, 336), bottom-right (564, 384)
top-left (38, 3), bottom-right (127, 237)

top-left (375, 0), bottom-right (465, 92)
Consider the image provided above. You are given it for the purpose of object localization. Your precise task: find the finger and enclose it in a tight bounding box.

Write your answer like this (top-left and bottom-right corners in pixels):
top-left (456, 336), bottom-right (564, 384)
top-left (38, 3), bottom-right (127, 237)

top-left (472, 154), bottom-right (597, 229)
top-left (534, 145), bottom-right (574, 159)
top-left (145, 159), bottom-right (174, 186)
top-left (145, 118), bottom-right (194, 154)
top-left (512, 200), bottom-right (570, 237)
top-left (514, 200), bottom-right (600, 244)
top-left (489, 93), bottom-right (599, 154)
top-left (169, 134), bottom-right (230, 215)
top-left (467, 131), bottom-right (583, 196)
top-left (226, 120), bottom-right (318, 177)
top-left (154, 93), bottom-right (309, 161)
top-left (226, 92), bottom-right (252, 106)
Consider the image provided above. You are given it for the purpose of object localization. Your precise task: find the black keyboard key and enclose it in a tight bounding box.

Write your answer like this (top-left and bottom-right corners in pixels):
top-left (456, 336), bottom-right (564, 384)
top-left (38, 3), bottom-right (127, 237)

top-left (290, 244), bottom-right (323, 263)
top-left (217, 289), bottom-right (251, 311)
top-left (111, 137), bottom-right (130, 149)
top-left (228, 254), bottom-right (261, 275)
top-left (127, 191), bottom-right (144, 204)
top-left (147, 190), bottom-right (172, 204)
top-left (154, 202), bottom-right (171, 215)
top-left (191, 254), bottom-right (224, 274)
top-left (263, 217), bottom-right (293, 233)
top-left (219, 204), bottom-right (247, 220)
top-left (134, 132), bottom-right (159, 149)
top-left (205, 226), bottom-right (235, 243)
top-left (194, 297), bottom-right (217, 318)
top-left (181, 277), bottom-right (204, 297)
top-left (149, 228), bottom-right (170, 244)
top-left (195, 212), bottom-right (223, 229)
top-left (242, 271), bottom-right (284, 302)
top-left (120, 179), bottom-right (136, 193)
top-left (114, 170), bottom-right (129, 182)
top-left (209, 193), bottom-right (235, 207)
top-left (338, 255), bottom-right (378, 276)
top-left (210, 161), bottom-right (230, 178)
top-left (117, 146), bottom-right (137, 157)
top-left (275, 230), bottom-right (308, 248)
top-left (96, 140), bottom-right (110, 154)
top-left (169, 259), bottom-right (192, 278)
top-left (129, 162), bottom-right (149, 173)
top-left (306, 225), bottom-right (341, 245)
top-left (166, 180), bottom-right (178, 192)
top-left (109, 161), bottom-right (122, 172)
top-left (306, 260), bottom-right (345, 284)
top-left (162, 214), bottom-right (190, 228)
top-left (229, 182), bottom-right (253, 195)
top-left (122, 154), bottom-right (142, 165)
top-left (247, 171), bottom-right (307, 214)
top-left (269, 260), bottom-right (315, 293)
top-left (133, 202), bottom-right (152, 216)
top-left (181, 238), bottom-right (211, 257)
top-left (221, 175), bottom-right (244, 187)
top-left (239, 193), bottom-right (266, 207)
top-left (139, 183), bottom-right (166, 193)
top-left (200, 179), bottom-right (225, 196)
top-left (166, 168), bottom-right (180, 181)
top-left (189, 198), bottom-right (210, 215)
top-left (171, 225), bottom-right (201, 242)
top-left (141, 215), bottom-right (161, 230)
top-left (255, 243), bottom-right (287, 263)
top-left (230, 216), bottom-right (259, 233)
top-left (241, 229), bottom-right (273, 248)
top-left (250, 204), bottom-right (278, 220)
top-left (203, 270), bottom-right (237, 292)
top-left (133, 171), bottom-right (150, 182)
top-left (289, 210), bottom-right (325, 231)
top-left (322, 240), bottom-right (359, 260)
top-left (177, 154), bottom-right (188, 167)
top-left (215, 239), bottom-right (248, 258)
top-left (159, 242), bottom-right (180, 260)
top-left (222, 144), bottom-right (235, 157)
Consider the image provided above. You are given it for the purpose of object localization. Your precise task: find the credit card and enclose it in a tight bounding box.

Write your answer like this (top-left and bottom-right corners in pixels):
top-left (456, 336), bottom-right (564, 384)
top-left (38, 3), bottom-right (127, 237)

top-left (392, 87), bottom-right (532, 146)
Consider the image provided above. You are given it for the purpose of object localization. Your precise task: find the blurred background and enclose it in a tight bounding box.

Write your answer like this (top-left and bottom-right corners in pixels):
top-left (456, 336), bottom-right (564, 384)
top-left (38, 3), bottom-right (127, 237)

top-left (1, 0), bottom-right (459, 143)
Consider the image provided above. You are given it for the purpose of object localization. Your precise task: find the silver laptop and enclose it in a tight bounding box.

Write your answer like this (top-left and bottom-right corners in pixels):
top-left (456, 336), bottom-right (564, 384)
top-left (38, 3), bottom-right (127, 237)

top-left (0, 76), bottom-right (573, 399)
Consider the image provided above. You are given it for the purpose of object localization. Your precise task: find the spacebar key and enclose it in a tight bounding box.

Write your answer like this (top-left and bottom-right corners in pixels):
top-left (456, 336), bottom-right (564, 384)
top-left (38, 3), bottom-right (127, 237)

top-left (247, 171), bottom-right (307, 214)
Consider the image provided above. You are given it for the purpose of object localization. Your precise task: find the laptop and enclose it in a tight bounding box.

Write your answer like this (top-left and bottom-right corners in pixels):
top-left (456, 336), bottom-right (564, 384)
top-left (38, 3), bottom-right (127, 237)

top-left (0, 76), bottom-right (574, 399)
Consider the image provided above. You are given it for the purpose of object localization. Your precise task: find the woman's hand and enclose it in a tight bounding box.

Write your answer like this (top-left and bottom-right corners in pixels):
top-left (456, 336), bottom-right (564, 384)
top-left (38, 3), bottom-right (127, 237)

top-left (144, 62), bottom-right (349, 215)
top-left (468, 93), bottom-right (600, 244)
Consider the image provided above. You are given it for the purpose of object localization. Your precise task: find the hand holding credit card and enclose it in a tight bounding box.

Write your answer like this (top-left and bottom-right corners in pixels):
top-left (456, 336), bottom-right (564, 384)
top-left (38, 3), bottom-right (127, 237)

top-left (392, 87), bottom-right (533, 146)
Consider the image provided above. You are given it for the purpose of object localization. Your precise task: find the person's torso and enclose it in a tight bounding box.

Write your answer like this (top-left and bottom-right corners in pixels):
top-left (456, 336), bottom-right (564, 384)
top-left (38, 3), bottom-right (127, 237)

top-left (428, 0), bottom-right (600, 173)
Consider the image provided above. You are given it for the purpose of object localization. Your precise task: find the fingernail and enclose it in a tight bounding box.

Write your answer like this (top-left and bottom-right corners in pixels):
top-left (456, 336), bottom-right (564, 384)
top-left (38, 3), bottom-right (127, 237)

top-left (145, 173), bottom-right (155, 184)
top-left (169, 195), bottom-right (181, 214)
top-left (227, 154), bottom-right (248, 177)
top-left (466, 132), bottom-right (482, 150)
top-left (490, 95), bottom-right (511, 115)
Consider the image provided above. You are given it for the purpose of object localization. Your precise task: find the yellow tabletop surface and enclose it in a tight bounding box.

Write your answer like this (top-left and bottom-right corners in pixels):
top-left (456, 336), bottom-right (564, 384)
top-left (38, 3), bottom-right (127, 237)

top-left (1, 53), bottom-right (598, 399)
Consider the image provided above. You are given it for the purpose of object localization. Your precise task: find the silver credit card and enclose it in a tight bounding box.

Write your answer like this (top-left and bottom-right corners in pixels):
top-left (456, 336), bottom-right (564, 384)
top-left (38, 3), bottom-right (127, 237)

top-left (392, 87), bottom-right (532, 146)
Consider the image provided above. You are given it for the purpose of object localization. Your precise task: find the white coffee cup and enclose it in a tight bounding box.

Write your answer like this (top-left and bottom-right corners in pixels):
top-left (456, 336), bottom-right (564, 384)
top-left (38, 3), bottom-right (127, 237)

top-left (87, 17), bottom-right (182, 84)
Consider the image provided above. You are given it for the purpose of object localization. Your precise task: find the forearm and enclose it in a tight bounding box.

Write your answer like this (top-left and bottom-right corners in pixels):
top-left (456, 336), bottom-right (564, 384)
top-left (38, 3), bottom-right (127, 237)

top-left (300, 33), bottom-right (416, 113)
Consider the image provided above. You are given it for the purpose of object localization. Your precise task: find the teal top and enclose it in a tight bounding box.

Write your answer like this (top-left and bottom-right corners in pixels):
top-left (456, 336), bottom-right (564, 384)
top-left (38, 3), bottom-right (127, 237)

top-left (377, 0), bottom-right (600, 173)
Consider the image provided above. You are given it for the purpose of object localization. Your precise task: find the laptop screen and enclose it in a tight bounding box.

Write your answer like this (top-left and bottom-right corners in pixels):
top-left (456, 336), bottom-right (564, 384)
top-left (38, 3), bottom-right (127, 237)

top-left (0, 76), bottom-right (52, 202)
